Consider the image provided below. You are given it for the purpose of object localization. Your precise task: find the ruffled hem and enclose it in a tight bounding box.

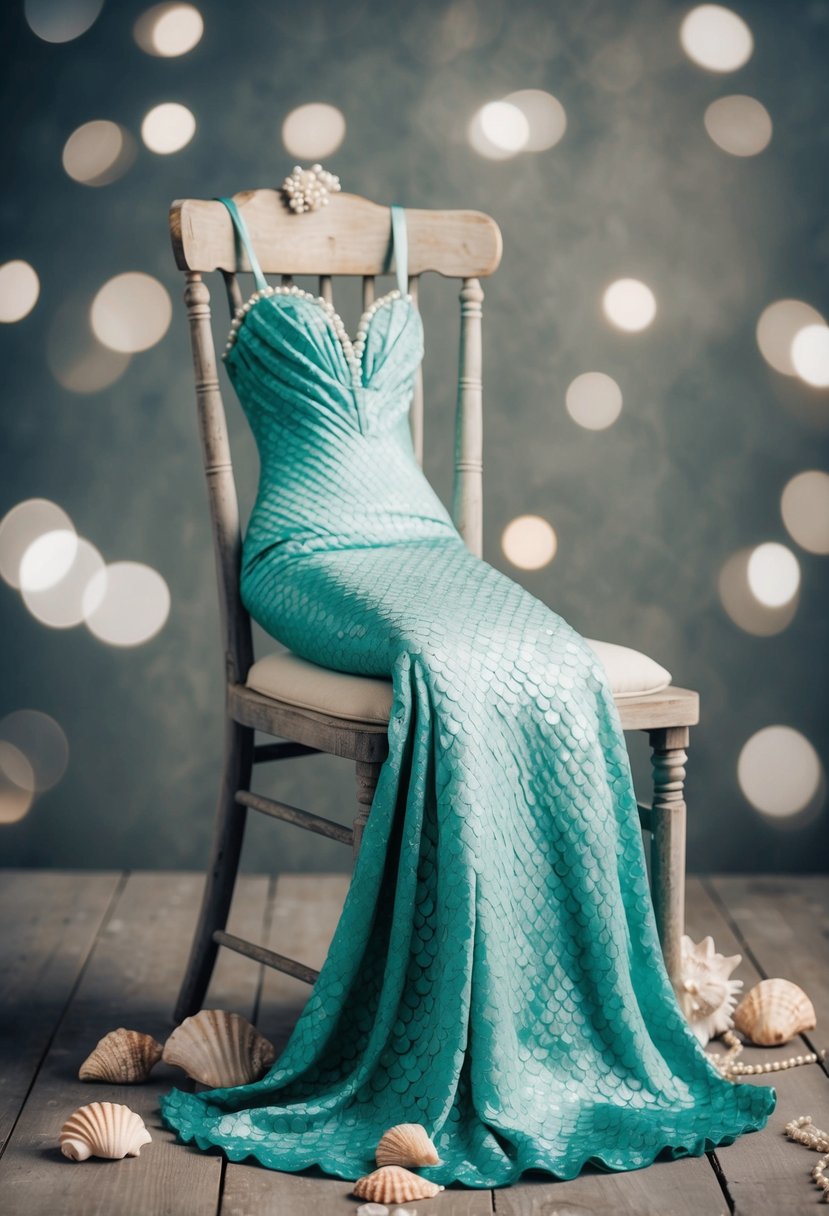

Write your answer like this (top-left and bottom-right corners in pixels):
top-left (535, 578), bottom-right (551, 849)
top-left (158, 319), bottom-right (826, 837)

top-left (159, 1080), bottom-right (777, 1189)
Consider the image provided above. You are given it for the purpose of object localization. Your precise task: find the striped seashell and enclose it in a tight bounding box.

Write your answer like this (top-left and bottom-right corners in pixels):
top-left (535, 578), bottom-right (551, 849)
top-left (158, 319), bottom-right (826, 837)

top-left (352, 1165), bottom-right (444, 1203)
top-left (79, 1028), bottom-right (163, 1084)
top-left (376, 1122), bottom-right (441, 1166)
top-left (60, 1101), bottom-right (152, 1161)
top-left (162, 1009), bottom-right (275, 1088)
top-left (733, 978), bottom-right (817, 1047)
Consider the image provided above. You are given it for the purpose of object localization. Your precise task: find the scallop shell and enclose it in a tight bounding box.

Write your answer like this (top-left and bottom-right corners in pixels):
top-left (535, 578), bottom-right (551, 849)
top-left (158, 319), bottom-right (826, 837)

top-left (732, 978), bottom-right (817, 1046)
top-left (352, 1165), bottom-right (444, 1203)
top-left (376, 1122), bottom-right (441, 1167)
top-left (60, 1101), bottom-right (152, 1161)
top-left (79, 1028), bottom-right (163, 1083)
top-left (162, 1009), bottom-right (276, 1088)
top-left (676, 934), bottom-right (743, 1047)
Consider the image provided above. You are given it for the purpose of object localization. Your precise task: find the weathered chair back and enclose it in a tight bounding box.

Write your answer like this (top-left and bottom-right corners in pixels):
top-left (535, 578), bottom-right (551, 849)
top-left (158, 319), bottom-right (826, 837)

top-left (169, 188), bottom-right (503, 686)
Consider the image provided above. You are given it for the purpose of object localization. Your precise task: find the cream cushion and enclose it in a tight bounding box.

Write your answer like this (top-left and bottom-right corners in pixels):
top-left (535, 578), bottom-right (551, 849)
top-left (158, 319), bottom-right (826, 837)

top-left (245, 639), bottom-right (672, 725)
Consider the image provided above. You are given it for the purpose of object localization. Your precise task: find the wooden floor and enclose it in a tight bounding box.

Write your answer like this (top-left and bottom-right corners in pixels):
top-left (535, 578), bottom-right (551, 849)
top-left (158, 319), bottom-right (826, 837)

top-left (0, 871), bottom-right (826, 1216)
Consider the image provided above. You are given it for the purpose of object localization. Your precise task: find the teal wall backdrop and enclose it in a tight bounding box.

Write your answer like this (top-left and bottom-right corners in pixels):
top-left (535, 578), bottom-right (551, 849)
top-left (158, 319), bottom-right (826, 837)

top-left (1, 0), bottom-right (827, 873)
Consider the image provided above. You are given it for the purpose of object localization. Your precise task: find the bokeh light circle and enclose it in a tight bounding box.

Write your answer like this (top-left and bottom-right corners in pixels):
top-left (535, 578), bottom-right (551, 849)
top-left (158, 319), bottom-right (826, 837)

top-left (746, 542), bottom-right (800, 607)
top-left (469, 101), bottom-right (530, 160)
top-left (48, 295), bottom-right (131, 393)
top-left (704, 95), bottom-right (772, 157)
top-left (19, 529), bottom-right (78, 592)
top-left (91, 272), bottom-right (172, 353)
top-left (565, 373), bottom-right (623, 430)
top-left (0, 261), bottom-right (40, 323)
top-left (602, 279), bottom-right (657, 332)
top-left (501, 89), bottom-right (566, 151)
top-left (738, 726), bottom-right (822, 819)
top-left (134, 3), bottom-right (204, 56)
top-left (680, 5), bottom-right (753, 72)
top-left (141, 102), bottom-right (196, 154)
top-left (791, 324), bottom-right (829, 388)
top-left (0, 499), bottom-right (75, 590)
top-left (0, 709), bottom-right (69, 793)
top-left (502, 515), bottom-right (557, 570)
top-left (21, 536), bottom-right (106, 629)
top-left (24, 0), bottom-right (103, 43)
top-left (781, 470), bottom-right (829, 555)
top-left (0, 744), bottom-right (35, 825)
top-left (282, 103), bottom-right (346, 159)
top-left (83, 561), bottom-right (171, 646)
top-left (755, 299), bottom-right (826, 377)
top-left (62, 120), bottom-right (136, 186)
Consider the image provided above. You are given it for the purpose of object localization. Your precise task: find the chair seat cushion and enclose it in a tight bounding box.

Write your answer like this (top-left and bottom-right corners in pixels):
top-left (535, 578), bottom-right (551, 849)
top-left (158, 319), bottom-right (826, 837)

top-left (244, 639), bottom-right (672, 725)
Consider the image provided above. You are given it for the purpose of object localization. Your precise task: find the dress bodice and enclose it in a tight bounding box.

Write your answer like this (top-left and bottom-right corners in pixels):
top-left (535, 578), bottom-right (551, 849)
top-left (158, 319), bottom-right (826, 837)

top-left (216, 196), bottom-right (460, 572)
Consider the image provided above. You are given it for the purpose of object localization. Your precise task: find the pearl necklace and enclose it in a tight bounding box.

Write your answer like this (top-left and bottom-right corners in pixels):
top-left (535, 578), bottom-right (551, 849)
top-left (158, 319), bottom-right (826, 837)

top-left (222, 284), bottom-right (409, 387)
top-left (785, 1116), bottom-right (829, 1202)
top-left (707, 1027), bottom-right (825, 1078)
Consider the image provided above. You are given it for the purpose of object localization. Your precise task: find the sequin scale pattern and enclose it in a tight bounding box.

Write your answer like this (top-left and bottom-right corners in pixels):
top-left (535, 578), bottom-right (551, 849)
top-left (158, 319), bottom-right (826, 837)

top-left (158, 200), bottom-right (776, 1187)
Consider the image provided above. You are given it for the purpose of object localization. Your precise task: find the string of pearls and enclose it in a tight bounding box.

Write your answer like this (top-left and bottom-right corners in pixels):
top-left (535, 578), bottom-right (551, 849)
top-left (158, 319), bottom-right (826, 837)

top-left (784, 1116), bottom-right (829, 1202)
top-left (222, 283), bottom-right (410, 387)
top-left (707, 1028), bottom-right (825, 1079)
top-left (281, 163), bottom-right (341, 213)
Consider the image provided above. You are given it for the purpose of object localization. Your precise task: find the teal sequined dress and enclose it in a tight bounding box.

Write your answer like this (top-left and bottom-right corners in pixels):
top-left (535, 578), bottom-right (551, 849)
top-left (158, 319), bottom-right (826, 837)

top-left (159, 199), bottom-right (776, 1187)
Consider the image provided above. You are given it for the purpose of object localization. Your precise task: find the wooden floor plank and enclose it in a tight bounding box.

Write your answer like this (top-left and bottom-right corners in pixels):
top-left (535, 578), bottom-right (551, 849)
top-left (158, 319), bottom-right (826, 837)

top-left (0, 871), bottom-right (269, 1216)
top-left (706, 874), bottom-right (829, 1070)
top-left (685, 876), bottom-right (829, 1215)
top-left (0, 870), bottom-right (120, 1156)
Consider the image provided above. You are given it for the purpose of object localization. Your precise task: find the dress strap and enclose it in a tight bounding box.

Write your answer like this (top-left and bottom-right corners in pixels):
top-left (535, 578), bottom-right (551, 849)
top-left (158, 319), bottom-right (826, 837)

top-left (390, 203), bottom-right (408, 296)
top-left (215, 196), bottom-right (268, 292)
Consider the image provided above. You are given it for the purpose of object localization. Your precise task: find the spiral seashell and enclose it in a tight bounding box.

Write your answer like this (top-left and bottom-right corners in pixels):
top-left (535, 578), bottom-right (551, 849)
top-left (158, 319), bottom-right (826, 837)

top-left (352, 1165), bottom-right (444, 1203)
top-left (162, 1009), bottom-right (276, 1088)
top-left (732, 978), bottom-right (817, 1046)
top-left (59, 1101), bottom-right (152, 1161)
top-left (376, 1122), bottom-right (441, 1167)
top-left (676, 934), bottom-right (743, 1047)
top-left (79, 1028), bottom-right (163, 1084)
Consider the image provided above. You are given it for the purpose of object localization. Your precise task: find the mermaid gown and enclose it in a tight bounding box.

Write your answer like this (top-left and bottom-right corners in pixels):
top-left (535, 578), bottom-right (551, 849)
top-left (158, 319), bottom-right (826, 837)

top-left (159, 198), bottom-right (776, 1187)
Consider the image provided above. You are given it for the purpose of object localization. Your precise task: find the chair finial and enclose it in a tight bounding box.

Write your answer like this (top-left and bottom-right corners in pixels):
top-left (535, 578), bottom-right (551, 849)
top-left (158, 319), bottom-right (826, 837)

top-left (281, 163), bottom-right (341, 214)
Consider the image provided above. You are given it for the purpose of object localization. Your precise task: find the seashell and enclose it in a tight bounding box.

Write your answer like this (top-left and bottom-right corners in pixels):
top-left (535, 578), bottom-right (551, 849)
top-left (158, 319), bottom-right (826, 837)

top-left (79, 1028), bottom-right (163, 1084)
top-left (732, 978), bottom-right (817, 1047)
top-left (376, 1122), bottom-right (441, 1167)
top-left (356, 1205), bottom-right (389, 1216)
top-left (60, 1101), bottom-right (152, 1161)
top-left (352, 1165), bottom-right (444, 1203)
top-left (676, 934), bottom-right (743, 1047)
top-left (162, 1009), bottom-right (275, 1088)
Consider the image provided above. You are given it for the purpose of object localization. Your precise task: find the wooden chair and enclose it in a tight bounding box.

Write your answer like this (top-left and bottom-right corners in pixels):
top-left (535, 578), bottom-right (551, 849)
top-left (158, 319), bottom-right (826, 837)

top-left (169, 187), bottom-right (698, 1022)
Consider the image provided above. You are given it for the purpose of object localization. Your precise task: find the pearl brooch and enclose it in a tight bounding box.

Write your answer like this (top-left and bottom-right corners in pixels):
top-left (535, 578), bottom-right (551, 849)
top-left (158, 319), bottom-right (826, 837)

top-left (281, 163), bottom-right (341, 214)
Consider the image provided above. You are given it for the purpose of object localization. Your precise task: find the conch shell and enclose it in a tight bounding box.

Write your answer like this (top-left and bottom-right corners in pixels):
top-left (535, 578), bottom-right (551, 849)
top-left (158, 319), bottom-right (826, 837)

top-left (376, 1122), bottom-right (442, 1166)
top-left (60, 1101), bottom-right (152, 1161)
top-left (162, 1009), bottom-right (275, 1088)
top-left (732, 978), bottom-right (817, 1046)
top-left (676, 934), bottom-right (743, 1046)
top-left (79, 1028), bottom-right (163, 1083)
top-left (352, 1165), bottom-right (444, 1203)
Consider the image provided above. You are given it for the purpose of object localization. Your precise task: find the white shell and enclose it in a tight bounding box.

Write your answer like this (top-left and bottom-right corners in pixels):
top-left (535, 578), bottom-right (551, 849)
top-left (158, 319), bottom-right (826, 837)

top-left (60, 1101), bottom-right (152, 1161)
top-left (676, 934), bottom-right (743, 1046)
top-left (376, 1122), bottom-right (441, 1166)
top-left (79, 1028), bottom-right (163, 1083)
top-left (733, 978), bottom-right (817, 1046)
top-left (352, 1165), bottom-right (444, 1203)
top-left (162, 1009), bottom-right (276, 1088)
top-left (356, 1205), bottom-right (389, 1216)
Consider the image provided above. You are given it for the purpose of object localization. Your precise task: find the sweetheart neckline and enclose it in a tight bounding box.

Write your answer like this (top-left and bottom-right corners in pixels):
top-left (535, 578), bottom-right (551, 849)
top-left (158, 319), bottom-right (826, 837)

top-left (222, 285), bottom-right (417, 385)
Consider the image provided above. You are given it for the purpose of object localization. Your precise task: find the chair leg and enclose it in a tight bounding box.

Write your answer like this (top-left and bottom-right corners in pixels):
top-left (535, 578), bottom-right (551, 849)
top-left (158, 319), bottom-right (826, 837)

top-left (174, 717), bottom-right (254, 1022)
top-left (648, 725), bottom-right (689, 995)
top-left (352, 759), bottom-right (382, 863)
